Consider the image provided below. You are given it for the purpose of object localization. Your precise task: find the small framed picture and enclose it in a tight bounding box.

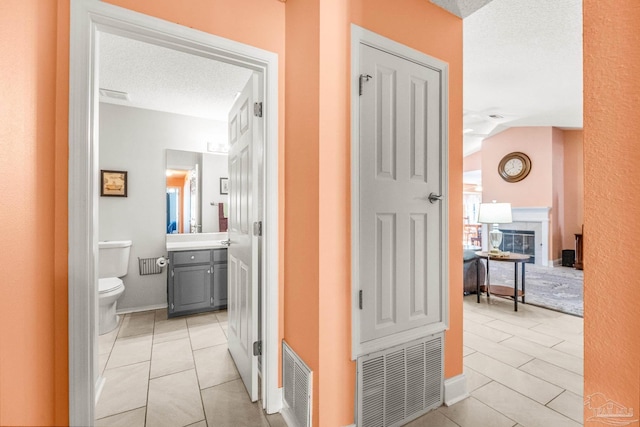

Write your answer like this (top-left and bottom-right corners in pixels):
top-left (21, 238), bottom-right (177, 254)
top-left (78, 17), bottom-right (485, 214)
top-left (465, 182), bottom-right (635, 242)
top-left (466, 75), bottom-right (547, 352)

top-left (101, 170), bottom-right (127, 197)
top-left (220, 177), bottom-right (229, 195)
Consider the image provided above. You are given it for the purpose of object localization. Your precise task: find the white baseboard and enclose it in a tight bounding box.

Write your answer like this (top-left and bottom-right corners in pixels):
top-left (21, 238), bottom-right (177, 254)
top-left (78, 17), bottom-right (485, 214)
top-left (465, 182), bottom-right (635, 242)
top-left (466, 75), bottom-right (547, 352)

top-left (117, 303), bottom-right (167, 315)
top-left (443, 373), bottom-right (469, 406)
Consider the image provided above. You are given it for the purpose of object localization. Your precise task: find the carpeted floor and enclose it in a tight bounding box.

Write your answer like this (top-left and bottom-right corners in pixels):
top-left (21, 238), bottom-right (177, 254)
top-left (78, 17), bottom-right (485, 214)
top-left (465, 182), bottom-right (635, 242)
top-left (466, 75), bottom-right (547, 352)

top-left (484, 261), bottom-right (584, 317)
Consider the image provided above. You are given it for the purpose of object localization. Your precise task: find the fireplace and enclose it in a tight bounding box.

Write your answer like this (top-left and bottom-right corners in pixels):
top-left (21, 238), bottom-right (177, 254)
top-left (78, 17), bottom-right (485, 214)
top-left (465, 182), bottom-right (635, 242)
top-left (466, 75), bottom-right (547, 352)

top-left (499, 229), bottom-right (535, 263)
top-left (482, 207), bottom-right (551, 266)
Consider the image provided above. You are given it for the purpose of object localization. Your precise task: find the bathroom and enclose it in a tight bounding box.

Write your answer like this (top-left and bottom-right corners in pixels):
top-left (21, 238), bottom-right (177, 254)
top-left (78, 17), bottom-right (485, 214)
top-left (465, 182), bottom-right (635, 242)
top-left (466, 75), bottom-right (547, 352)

top-left (95, 32), bottom-right (280, 426)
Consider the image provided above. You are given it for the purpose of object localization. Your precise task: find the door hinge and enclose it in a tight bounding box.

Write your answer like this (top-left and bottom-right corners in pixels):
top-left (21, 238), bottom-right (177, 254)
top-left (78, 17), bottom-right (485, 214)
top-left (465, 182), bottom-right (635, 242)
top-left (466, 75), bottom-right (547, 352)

top-left (359, 290), bottom-right (363, 310)
top-left (254, 102), bottom-right (263, 117)
top-left (170, 303), bottom-right (174, 311)
top-left (253, 221), bottom-right (263, 237)
top-left (171, 270), bottom-right (174, 278)
top-left (253, 340), bottom-right (262, 356)
top-left (359, 74), bottom-right (372, 96)
top-left (210, 297), bottom-right (214, 304)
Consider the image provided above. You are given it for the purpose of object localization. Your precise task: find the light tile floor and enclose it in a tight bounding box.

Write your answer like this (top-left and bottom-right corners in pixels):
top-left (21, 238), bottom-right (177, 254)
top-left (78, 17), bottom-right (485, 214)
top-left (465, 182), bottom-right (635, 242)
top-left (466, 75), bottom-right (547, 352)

top-left (407, 294), bottom-right (583, 427)
top-left (96, 309), bottom-right (286, 427)
top-left (98, 295), bottom-right (583, 427)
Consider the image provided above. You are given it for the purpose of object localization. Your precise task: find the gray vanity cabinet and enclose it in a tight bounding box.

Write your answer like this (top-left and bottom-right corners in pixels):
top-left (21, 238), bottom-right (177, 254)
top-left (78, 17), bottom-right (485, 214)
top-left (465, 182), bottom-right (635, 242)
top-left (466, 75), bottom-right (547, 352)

top-left (213, 264), bottom-right (227, 307)
top-left (168, 248), bottom-right (228, 318)
top-left (212, 247), bottom-right (228, 308)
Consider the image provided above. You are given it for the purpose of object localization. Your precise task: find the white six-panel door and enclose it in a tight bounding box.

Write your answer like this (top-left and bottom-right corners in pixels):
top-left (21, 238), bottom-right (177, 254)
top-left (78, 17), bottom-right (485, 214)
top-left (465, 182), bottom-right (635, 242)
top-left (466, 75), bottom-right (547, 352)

top-left (358, 43), bottom-right (446, 348)
top-left (227, 72), bottom-right (260, 401)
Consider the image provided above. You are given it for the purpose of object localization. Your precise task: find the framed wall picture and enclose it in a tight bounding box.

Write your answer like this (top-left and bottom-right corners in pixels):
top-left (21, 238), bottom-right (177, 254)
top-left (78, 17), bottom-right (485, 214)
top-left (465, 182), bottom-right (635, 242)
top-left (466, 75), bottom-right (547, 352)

top-left (220, 177), bottom-right (229, 195)
top-left (101, 170), bottom-right (128, 197)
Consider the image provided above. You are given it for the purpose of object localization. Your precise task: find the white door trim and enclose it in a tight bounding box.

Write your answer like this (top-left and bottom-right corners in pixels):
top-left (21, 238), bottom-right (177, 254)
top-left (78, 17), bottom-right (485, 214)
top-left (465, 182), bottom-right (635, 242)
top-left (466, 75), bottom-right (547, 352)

top-left (350, 25), bottom-right (449, 359)
top-left (69, 1), bottom-right (280, 424)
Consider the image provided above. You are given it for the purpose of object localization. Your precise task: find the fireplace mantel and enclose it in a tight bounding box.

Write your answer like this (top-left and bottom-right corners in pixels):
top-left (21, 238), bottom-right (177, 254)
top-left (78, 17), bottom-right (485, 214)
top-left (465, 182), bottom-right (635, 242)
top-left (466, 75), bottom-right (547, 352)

top-left (482, 207), bottom-right (552, 266)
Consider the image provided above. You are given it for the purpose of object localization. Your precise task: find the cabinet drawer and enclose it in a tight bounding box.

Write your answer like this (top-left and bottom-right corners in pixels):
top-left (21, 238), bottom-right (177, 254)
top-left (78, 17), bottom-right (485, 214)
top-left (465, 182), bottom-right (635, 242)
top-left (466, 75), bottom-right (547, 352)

top-left (213, 248), bottom-right (227, 262)
top-left (172, 250), bottom-right (211, 265)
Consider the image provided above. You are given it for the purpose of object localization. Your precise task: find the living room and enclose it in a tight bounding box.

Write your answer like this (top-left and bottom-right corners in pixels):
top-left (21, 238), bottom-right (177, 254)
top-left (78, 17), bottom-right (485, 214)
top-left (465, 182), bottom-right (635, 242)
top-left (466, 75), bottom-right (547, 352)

top-left (460, 0), bottom-right (584, 319)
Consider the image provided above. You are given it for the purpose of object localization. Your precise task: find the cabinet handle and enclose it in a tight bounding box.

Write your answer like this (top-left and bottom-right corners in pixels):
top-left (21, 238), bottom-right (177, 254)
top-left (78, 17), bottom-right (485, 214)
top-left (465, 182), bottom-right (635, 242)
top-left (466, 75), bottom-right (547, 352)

top-left (190, 255), bottom-right (195, 260)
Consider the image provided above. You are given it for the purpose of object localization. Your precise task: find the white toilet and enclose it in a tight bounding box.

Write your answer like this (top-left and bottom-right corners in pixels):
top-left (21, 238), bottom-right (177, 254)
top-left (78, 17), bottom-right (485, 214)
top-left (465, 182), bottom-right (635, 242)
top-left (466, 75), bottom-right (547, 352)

top-left (98, 240), bottom-right (132, 335)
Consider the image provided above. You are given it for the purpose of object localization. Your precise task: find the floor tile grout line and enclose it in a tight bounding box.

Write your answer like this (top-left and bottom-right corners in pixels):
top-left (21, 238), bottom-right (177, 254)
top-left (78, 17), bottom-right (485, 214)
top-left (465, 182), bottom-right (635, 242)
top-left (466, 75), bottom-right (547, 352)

top-left (199, 376), bottom-right (244, 392)
top-left (95, 405), bottom-right (147, 423)
top-left (439, 393), bottom-right (520, 427)
top-left (191, 329), bottom-right (210, 427)
top-left (466, 351), bottom-right (576, 401)
top-left (543, 390), bottom-right (583, 424)
top-left (473, 380), bottom-right (579, 425)
top-left (500, 342), bottom-right (584, 375)
top-left (516, 357), bottom-right (584, 391)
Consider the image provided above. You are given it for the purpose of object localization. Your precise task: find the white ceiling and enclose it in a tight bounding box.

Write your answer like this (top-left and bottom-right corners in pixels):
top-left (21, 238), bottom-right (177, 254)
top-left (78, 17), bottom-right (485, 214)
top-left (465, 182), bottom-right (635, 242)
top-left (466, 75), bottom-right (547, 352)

top-left (462, 0), bottom-right (583, 155)
top-left (98, 32), bottom-right (252, 121)
top-left (99, 2), bottom-right (583, 157)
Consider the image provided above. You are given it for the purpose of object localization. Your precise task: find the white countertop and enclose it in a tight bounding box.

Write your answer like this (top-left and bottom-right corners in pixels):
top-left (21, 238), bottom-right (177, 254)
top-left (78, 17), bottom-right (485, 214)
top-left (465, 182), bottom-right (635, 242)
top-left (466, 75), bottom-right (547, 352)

top-left (166, 240), bottom-right (227, 252)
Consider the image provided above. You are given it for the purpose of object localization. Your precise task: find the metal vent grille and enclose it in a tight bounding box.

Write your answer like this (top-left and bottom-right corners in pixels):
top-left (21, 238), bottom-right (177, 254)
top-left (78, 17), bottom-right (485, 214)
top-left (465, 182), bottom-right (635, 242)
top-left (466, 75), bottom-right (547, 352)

top-left (358, 334), bottom-right (443, 427)
top-left (138, 257), bottom-right (163, 275)
top-left (282, 341), bottom-right (313, 427)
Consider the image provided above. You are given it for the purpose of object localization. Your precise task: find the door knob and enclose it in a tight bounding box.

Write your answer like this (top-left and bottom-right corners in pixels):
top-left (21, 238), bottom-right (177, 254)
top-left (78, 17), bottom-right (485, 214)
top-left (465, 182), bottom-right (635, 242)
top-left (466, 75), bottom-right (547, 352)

top-left (428, 193), bottom-right (443, 204)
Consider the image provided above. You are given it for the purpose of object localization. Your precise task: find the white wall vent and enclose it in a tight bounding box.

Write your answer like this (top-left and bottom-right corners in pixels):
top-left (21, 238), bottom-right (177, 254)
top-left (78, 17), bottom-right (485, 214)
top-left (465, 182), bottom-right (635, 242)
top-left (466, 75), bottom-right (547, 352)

top-left (282, 340), bottom-right (313, 427)
top-left (357, 334), bottom-right (443, 427)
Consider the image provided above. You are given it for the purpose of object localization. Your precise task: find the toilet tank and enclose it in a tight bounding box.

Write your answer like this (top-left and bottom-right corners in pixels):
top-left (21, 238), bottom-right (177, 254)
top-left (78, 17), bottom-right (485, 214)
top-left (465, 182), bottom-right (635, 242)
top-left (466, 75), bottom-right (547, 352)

top-left (98, 240), bottom-right (132, 278)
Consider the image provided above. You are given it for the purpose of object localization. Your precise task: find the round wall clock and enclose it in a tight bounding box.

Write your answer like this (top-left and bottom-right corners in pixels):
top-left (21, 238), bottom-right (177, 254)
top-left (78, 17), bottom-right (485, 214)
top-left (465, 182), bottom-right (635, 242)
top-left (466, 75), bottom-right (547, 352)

top-left (498, 152), bottom-right (532, 183)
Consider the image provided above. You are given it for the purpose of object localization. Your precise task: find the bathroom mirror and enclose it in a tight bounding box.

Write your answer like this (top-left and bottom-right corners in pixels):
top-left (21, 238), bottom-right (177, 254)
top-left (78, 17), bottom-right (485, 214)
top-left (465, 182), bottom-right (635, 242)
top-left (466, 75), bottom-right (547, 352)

top-left (166, 149), bottom-right (229, 234)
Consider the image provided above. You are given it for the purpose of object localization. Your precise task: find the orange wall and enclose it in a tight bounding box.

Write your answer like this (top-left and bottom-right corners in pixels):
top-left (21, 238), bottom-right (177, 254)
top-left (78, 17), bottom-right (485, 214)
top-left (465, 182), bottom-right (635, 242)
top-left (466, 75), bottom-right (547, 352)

top-left (318, 0), bottom-right (353, 425)
top-left (284, 1), bottom-right (463, 425)
top-left (283, 1), bottom-right (321, 424)
top-left (0, 0), bottom-right (68, 425)
top-left (562, 130), bottom-right (583, 249)
top-left (583, 0), bottom-right (640, 421)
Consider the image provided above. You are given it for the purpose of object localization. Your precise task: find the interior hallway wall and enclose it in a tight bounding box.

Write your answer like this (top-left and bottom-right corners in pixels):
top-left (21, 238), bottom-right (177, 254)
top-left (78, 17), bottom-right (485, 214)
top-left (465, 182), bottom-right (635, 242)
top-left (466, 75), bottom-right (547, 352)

top-left (583, 0), bottom-right (640, 419)
top-left (284, 1), bottom-right (463, 425)
top-left (0, 0), bottom-right (69, 424)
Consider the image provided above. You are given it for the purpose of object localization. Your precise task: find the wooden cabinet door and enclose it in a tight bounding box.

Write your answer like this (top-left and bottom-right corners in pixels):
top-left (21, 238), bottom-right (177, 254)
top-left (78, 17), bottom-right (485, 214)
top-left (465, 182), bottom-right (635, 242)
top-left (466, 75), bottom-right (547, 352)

top-left (213, 264), bottom-right (228, 309)
top-left (170, 264), bottom-right (213, 314)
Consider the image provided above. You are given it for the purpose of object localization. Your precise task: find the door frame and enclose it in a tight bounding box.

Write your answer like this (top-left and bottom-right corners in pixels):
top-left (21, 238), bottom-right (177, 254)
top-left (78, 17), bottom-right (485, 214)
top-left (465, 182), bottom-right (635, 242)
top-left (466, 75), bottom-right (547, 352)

top-left (350, 25), bottom-right (450, 359)
top-left (68, 1), bottom-right (280, 424)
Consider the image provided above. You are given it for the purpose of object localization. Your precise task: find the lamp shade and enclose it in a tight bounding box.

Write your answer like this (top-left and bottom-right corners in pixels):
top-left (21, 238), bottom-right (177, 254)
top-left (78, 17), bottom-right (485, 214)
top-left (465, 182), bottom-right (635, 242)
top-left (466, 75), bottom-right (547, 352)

top-left (478, 202), bottom-right (512, 224)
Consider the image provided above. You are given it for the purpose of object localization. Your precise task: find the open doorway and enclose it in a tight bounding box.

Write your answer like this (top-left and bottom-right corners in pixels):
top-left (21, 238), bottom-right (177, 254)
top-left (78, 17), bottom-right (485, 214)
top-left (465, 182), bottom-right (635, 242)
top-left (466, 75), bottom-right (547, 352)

top-left (68, 2), bottom-right (279, 425)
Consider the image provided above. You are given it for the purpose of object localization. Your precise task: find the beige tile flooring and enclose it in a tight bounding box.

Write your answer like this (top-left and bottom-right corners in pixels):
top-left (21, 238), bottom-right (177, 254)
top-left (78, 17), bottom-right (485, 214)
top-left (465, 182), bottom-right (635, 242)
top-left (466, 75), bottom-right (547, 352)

top-left (98, 295), bottom-right (583, 427)
top-left (96, 309), bottom-right (286, 427)
top-left (407, 295), bottom-right (583, 427)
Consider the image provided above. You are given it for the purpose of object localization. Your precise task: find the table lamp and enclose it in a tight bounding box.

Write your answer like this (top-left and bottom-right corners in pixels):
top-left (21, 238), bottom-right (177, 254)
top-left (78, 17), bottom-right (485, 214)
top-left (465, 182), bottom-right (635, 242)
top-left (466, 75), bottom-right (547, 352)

top-left (478, 201), bottom-right (512, 254)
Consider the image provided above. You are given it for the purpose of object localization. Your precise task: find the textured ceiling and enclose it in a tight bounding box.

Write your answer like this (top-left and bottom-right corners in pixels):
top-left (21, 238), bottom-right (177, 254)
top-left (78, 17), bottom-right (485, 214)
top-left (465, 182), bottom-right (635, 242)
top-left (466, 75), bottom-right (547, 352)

top-left (99, 2), bottom-right (582, 157)
top-left (463, 0), bottom-right (583, 155)
top-left (98, 32), bottom-right (252, 121)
